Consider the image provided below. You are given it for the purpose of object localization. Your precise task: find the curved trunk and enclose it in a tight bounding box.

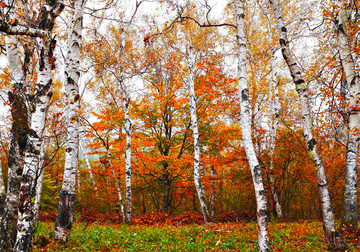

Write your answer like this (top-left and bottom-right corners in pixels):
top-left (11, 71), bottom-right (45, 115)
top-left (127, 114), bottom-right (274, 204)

top-left (235, 1), bottom-right (269, 251)
top-left (269, 0), bottom-right (347, 249)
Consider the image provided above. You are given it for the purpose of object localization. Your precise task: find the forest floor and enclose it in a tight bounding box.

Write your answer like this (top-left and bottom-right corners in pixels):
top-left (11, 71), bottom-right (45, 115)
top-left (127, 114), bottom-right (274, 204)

top-left (33, 212), bottom-right (360, 251)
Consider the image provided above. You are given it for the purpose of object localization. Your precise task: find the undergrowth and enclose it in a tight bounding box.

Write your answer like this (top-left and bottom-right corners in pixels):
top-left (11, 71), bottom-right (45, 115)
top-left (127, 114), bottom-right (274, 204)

top-left (32, 219), bottom-right (360, 251)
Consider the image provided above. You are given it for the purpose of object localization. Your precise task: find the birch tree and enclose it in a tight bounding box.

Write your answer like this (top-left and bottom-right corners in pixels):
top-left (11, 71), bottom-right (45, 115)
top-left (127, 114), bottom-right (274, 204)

top-left (0, 2), bottom-right (30, 248)
top-left (0, 0), bottom-right (63, 250)
top-left (186, 46), bottom-right (210, 223)
top-left (122, 88), bottom-right (132, 223)
top-left (269, 0), bottom-right (346, 249)
top-left (235, 0), bottom-right (269, 250)
top-left (332, 0), bottom-right (360, 233)
top-left (268, 49), bottom-right (282, 218)
top-left (53, 0), bottom-right (87, 242)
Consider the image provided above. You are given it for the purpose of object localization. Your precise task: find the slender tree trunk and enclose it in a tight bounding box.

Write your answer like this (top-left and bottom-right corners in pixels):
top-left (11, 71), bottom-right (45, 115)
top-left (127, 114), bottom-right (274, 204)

top-left (54, 0), bottom-right (86, 242)
top-left (334, 1), bottom-right (360, 233)
top-left (187, 46), bottom-right (210, 223)
top-left (33, 148), bottom-right (45, 226)
top-left (122, 92), bottom-right (132, 223)
top-left (269, 0), bottom-right (347, 249)
top-left (162, 169), bottom-right (171, 212)
top-left (107, 147), bottom-right (126, 222)
top-left (268, 49), bottom-right (283, 218)
top-left (210, 166), bottom-right (216, 219)
top-left (79, 142), bottom-right (98, 197)
top-left (235, 1), bottom-right (269, 251)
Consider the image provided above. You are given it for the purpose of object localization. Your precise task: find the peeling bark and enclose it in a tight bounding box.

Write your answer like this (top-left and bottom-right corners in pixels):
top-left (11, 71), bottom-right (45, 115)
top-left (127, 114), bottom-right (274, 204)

top-left (235, 1), bottom-right (269, 250)
top-left (0, 36), bottom-right (29, 251)
top-left (54, 0), bottom-right (87, 242)
top-left (334, 1), bottom-right (360, 233)
top-left (269, 0), bottom-right (347, 249)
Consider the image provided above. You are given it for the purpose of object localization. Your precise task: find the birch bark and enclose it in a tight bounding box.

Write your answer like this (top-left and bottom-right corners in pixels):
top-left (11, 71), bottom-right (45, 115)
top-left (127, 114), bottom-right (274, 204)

top-left (0, 33), bottom-right (28, 251)
top-left (33, 148), bottom-right (45, 226)
top-left (334, 1), bottom-right (360, 233)
top-left (269, 0), bottom-right (346, 249)
top-left (0, 0), bottom-right (30, 247)
top-left (187, 46), bottom-right (210, 223)
top-left (53, 0), bottom-right (87, 242)
top-left (235, 1), bottom-right (269, 251)
top-left (268, 49), bottom-right (282, 218)
top-left (107, 147), bottom-right (126, 222)
top-left (122, 91), bottom-right (132, 223)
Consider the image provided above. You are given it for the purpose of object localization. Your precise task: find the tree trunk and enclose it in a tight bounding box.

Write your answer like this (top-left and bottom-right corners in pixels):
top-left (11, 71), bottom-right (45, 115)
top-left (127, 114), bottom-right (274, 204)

top-left (235, 1), bottom-right (269, 251)
top-left (210, 166), bottom-right (216, 219)
top-left (187, 46), bottom-right (210, 223)
top-left (334, 1), bottom-right (360, 233)
top-left (54, 0), bottom-right (86, 242)
top-left (33, 148), bottom-right (45, 226)
top-left (14, 30), bottom-right (59, 251)
top-left (268, 49), bottom-right (283, 218)
top-left (122, 92), bottom-right (132, 223)
top-left (79, 142), bottom-right (99, 197)
top-left (0, 1), bottom-right (30, 248)
top-left (0, 35), bottom-right (28, 251)
top-left (107, 147), bottom-right (126, 222)
top-left (269, 0), bottom-right (347, 249)
top-left (162, 169), bottom-right (171, 212)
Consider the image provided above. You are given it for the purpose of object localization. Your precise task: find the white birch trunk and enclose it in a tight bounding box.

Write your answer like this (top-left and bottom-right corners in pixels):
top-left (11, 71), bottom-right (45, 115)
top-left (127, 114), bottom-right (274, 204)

top-left (122, 91), bottom-right (132, 223)
top-left (334, 2), bottom-right (360, 232)
top-left (54, 0), bottom-right (87, 242)
top-left (79, 142), bottom-right (99, 197)
top-left (0, 1), bottom-right (29, 249)
top-left (268, 49), bottom-right (283, 218)
top-left (32, 148), bottom-right (45, 226)
top-left (14, 33), bottom-right (55, 251)
top-left (107, 148), bottom-right (126, 222)
top-left (269, 0), bottom-right (346, 249)
top-left (187, 47), bottom-right (210, 223)
top-left (235, 1), bottom-right (269, 251)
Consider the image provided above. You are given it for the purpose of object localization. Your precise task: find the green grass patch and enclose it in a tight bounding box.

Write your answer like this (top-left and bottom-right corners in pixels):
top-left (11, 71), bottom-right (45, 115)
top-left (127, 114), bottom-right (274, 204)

top-left (33, 220), bottom-right (357, 251)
